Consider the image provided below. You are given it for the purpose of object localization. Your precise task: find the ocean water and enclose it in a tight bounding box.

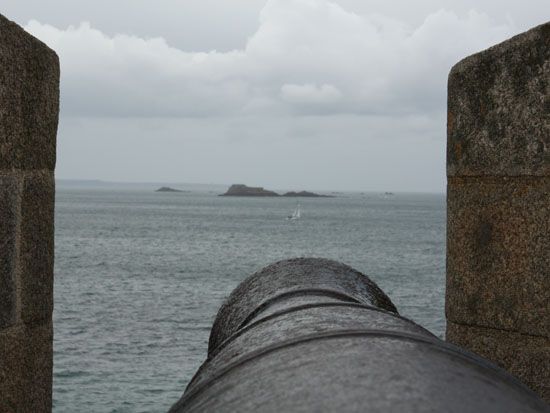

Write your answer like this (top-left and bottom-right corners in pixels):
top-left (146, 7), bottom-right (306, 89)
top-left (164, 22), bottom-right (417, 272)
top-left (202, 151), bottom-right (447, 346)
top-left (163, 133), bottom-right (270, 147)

top-left (53, 188), bottom-right (446, 412)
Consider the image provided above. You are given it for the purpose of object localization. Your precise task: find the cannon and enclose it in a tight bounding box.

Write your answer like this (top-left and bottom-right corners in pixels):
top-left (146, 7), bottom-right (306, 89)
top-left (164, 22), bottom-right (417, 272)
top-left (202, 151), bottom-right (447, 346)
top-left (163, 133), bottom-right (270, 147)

top-left (170, 258), bottom-right (548, 412)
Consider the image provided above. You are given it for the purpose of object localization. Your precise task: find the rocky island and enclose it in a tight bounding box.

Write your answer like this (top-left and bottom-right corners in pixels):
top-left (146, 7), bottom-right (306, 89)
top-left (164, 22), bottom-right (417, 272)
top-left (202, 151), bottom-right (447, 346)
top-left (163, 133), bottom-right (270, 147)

top-left (283, 191), bottom-right (334, 198)
top-left (220, 184), bottom-right (279, 196)
top-left (156, 186), bottom-right (184, 192)
top-left (220, 184), bottom-right (333, 197)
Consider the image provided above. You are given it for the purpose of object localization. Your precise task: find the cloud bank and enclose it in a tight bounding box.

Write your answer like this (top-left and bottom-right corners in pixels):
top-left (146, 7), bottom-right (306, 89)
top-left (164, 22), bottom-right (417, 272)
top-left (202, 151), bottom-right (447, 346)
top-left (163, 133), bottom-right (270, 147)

top-left (25, 0), bottom-right (513, 118)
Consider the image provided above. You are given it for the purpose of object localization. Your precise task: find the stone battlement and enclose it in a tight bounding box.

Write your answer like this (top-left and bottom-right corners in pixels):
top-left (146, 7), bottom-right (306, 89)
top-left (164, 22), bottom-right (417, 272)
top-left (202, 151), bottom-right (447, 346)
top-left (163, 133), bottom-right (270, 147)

top-left (446, 21), bottom-right (549, 402)
top-left (0, 14), bottom-right (59, 412)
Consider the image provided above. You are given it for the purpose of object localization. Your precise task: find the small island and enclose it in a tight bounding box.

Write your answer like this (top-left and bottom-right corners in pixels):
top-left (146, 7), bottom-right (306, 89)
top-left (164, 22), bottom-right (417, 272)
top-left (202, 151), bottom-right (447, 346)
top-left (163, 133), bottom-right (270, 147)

top-left (156, 186), bottom-right (184, 192)
top-left (282, 191), bottom-right (334, 198)
top-left (220, 184), bottom-right (279, 196)
top-left (220, 184), bottom-right (333, 197)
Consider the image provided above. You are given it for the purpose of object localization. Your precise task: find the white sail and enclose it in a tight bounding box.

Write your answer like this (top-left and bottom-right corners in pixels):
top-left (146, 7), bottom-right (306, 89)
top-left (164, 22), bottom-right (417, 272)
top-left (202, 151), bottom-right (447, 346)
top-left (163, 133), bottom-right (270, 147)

top-left (287, 203), bottom-right (301, 220)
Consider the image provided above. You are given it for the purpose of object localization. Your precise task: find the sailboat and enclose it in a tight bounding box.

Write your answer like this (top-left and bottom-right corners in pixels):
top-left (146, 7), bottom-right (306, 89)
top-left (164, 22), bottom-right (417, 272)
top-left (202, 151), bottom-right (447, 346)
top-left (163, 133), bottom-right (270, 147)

top-left (287, 203), bottom-right (301, 221)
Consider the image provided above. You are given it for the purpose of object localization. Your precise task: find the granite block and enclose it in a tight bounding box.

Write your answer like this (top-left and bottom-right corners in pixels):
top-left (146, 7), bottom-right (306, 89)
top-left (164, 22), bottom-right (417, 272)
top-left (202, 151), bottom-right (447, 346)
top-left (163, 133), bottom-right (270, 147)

top-left (19, 171), bottom-right (54, 324)
top-left (0, 322), bottom-right (53, 412)
top-left (447, 22), bottom-right (550, 177)
top-left (0, 174), bottom-right (19, 329)
top-left (446, 176), bottom-right (550, 337)
top-left (0, 14), bottom-right (59, 171)
top-left (447, 322), bottom-right (550, 403)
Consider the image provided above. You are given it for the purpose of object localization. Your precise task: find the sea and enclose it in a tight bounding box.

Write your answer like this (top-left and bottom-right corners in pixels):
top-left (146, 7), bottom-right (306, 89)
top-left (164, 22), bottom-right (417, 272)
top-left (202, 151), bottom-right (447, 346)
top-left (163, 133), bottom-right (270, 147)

top-left (53, 185), bottom-right (446, 412)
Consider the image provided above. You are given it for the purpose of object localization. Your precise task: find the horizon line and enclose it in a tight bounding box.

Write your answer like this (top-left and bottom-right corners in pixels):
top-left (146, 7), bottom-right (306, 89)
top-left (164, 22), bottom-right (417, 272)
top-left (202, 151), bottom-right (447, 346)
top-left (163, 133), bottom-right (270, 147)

top-left (55, 178), bottom-right (446, 195)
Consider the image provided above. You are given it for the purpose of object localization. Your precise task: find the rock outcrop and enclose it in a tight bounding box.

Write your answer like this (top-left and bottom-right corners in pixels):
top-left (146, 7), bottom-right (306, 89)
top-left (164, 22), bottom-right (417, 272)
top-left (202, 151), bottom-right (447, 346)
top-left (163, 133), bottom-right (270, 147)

top-left (156, 187), bottom-right (183, 192)
top-left (220, 184), bottom-right (280, 197)
top-left (220, 184), bottom-right (334, 197)
top-left (282, 191), bottom-right (333, 198)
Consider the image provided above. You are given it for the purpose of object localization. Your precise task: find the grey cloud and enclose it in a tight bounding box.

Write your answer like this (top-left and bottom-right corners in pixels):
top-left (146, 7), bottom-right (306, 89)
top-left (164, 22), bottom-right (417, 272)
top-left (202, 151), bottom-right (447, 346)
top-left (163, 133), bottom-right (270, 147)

top-left (10, 0), bottom-right (548, 191)
top-left (25, 1), bottom-right (513, 119)
top-left (4, 0), bottom-right (267, 52)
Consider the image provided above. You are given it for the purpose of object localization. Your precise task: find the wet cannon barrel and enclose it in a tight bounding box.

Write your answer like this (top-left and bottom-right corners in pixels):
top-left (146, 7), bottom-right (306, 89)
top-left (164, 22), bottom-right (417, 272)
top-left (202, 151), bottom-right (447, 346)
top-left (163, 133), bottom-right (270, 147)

top-left (170, 258), bottom-right (548, 412)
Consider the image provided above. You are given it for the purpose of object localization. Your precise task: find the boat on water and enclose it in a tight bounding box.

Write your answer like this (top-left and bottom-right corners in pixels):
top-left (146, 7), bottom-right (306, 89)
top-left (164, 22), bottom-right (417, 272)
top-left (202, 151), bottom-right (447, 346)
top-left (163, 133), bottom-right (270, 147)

top-left (287, 204), bottom-right (301, 221)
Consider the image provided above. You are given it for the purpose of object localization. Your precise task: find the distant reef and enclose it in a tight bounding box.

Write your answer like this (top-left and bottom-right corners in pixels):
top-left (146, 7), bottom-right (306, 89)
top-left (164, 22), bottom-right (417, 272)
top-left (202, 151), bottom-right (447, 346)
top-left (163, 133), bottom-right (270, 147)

top-left (220, 184), bottom-right (279, 197)
top-left (220, 184), bottom-right (333, 198)
top-left (282, 191), bottom-right (334, 198)
top-left (156, 186), bottom-right (184, 192)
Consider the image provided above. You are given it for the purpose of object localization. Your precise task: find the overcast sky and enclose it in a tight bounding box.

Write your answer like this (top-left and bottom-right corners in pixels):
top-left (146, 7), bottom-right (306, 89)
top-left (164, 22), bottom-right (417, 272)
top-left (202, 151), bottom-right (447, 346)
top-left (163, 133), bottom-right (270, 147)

top-left (4, 1), bottom-right (549, 191)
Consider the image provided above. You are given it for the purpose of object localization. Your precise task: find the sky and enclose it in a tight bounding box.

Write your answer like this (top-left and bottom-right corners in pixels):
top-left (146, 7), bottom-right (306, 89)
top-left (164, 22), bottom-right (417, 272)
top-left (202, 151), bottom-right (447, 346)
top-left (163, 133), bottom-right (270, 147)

top-left (4, 1), bottom-right (550, 192)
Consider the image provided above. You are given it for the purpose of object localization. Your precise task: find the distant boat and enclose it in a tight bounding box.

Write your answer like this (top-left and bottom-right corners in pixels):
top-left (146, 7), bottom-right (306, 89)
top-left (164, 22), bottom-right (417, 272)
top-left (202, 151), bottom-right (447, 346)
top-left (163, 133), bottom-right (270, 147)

top-left (287, 204), bottom-right (301, 221)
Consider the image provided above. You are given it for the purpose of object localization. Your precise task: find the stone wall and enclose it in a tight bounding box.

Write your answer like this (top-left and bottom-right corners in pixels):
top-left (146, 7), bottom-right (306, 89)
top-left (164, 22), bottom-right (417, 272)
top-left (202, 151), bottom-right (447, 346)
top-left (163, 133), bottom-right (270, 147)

top-left (0, 14), bottom-right (59, 412)
top-left (446, 22), bottom-right (549, 402)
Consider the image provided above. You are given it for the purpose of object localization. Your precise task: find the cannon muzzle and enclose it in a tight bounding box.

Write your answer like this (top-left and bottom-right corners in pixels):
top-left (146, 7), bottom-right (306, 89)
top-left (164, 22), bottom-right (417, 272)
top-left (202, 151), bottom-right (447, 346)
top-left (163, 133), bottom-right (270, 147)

top-left (170, 258), bottom-right (548, 412)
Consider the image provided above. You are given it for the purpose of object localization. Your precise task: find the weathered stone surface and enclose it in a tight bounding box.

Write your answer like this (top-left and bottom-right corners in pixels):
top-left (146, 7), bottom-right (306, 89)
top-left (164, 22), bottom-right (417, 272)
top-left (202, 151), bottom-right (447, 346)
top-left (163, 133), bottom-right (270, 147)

top-left (18, 171), bottom-right (55, 324)
top-left (446, 22), bottom-right (550, 402)
top-left (0, 13), bottom-right (57, 412)
top-left (0, 14), bottom-right (59, 171)
top-left (447, 22), bottom-right (550, 177)
top-left (446, 176), bottom-right (550, 337)
top-left (0, 322), bottom-right (53, 412)
top-left (447, 322), bottom-right (550, 403)
top-left (0, 175), bottom-right (19, 329)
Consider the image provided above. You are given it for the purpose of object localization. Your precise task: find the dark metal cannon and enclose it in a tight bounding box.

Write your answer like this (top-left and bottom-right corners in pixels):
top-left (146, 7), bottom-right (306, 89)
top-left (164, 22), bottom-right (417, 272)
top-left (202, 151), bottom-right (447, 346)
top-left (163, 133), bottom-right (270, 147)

top-left (170, 258), bottom-right (548, 412)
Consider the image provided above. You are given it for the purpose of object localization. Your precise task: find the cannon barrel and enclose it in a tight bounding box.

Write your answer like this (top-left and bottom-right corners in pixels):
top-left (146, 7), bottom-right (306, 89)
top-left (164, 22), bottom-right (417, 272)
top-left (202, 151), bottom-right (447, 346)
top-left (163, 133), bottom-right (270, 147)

top-left (170, 258), bottom-right (548, 412)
